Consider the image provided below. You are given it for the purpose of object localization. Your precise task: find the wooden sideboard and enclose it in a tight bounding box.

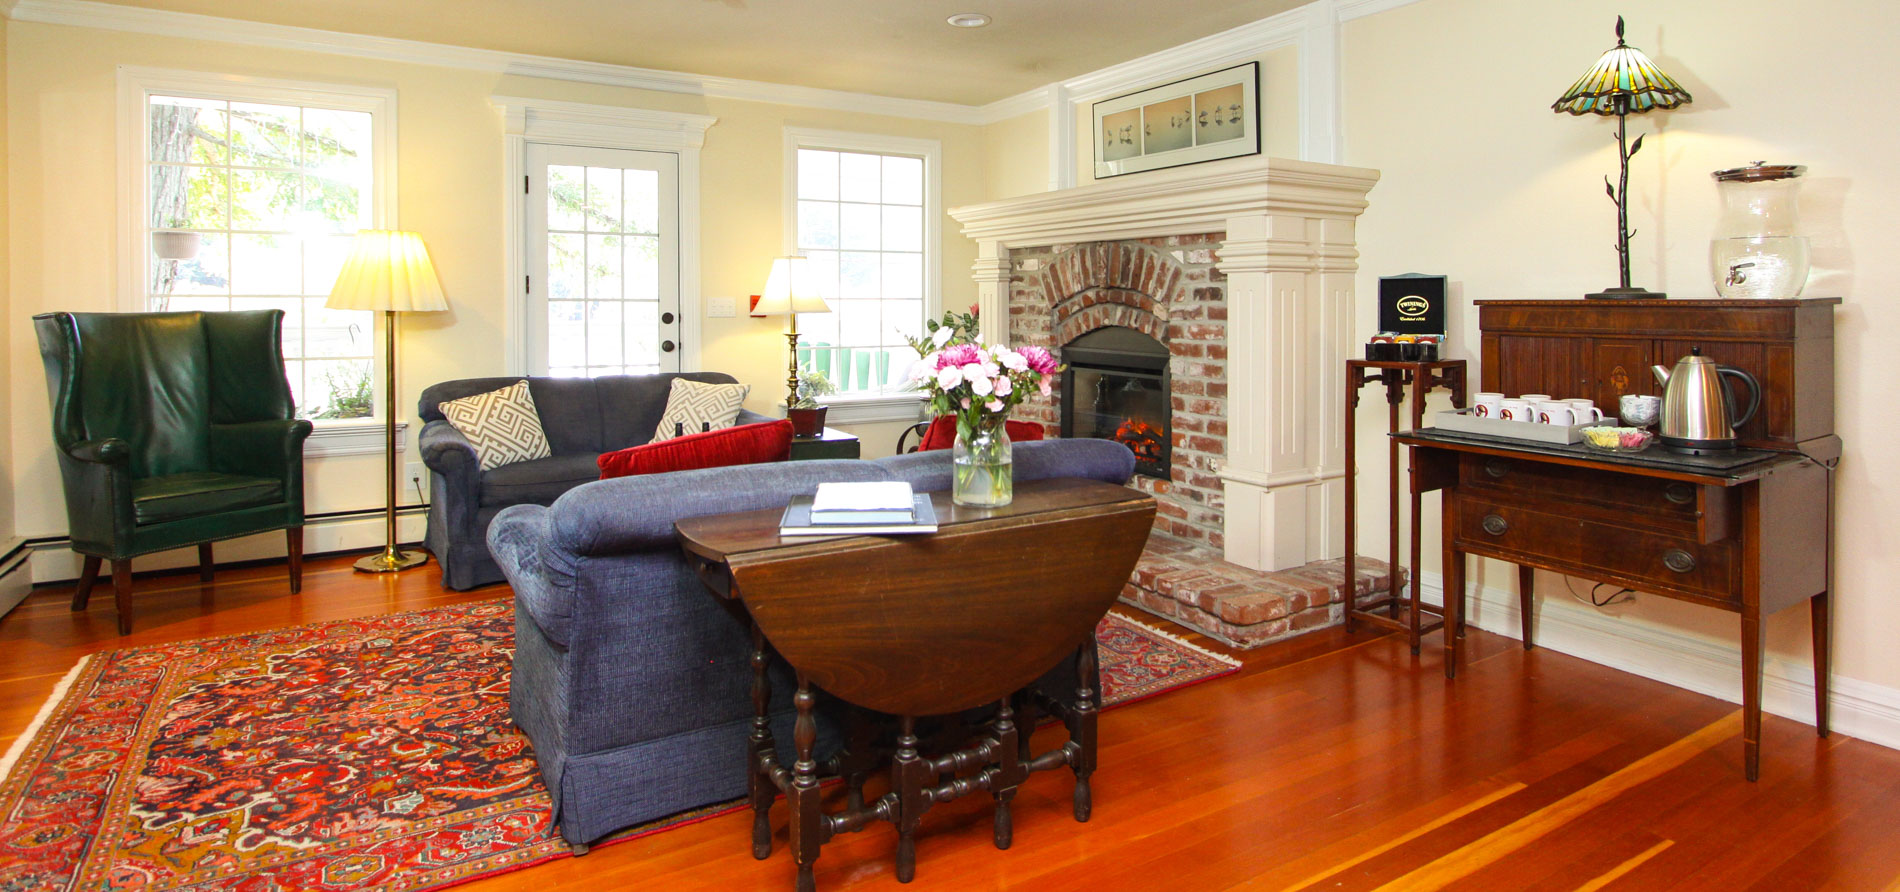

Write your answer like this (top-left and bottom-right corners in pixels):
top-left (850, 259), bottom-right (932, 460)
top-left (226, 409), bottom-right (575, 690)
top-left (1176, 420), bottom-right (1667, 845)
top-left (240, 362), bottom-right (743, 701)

top-left (1476, 298), bottom-right (1839, 450)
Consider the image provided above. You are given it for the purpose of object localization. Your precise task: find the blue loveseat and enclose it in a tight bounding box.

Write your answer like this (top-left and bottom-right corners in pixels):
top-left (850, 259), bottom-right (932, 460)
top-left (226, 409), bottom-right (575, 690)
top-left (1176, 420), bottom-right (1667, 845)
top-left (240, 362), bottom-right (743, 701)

top-left (486, 438), bottom-right (1137, 850)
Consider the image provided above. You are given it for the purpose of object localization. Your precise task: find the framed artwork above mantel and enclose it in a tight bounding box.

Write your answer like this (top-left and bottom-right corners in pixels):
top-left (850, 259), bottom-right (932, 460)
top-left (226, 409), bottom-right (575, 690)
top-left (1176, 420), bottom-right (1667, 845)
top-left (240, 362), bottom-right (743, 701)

top-left (1092, 61), bottom-right (1259, 179)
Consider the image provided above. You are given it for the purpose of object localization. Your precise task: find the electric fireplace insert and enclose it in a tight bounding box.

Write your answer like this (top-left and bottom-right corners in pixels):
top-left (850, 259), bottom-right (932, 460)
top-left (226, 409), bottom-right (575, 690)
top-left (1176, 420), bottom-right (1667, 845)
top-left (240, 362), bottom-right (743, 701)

top-left (1060, 326), bottom-right (1170, 479)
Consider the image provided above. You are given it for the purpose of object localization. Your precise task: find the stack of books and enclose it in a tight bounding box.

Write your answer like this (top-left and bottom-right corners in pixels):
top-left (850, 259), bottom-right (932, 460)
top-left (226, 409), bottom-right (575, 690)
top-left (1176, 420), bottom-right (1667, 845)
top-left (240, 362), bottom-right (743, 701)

top-left (779, 481), bottom-right (939, 536)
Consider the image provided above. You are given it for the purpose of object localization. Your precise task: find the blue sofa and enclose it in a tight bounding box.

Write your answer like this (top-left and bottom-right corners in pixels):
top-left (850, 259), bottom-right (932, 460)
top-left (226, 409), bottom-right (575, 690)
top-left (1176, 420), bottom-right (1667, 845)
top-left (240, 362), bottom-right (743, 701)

top-left (487, 438), bottom-right (1137, 850)
top-left (418, 373), bottom-right (774, 591)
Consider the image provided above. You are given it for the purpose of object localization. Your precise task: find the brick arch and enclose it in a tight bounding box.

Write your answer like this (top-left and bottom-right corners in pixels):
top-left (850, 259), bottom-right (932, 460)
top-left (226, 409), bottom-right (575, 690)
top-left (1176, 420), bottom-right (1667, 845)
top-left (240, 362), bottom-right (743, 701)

top-left (1054, 300), bottom-right (1167, 347)
top-left (1037, 242), bottom-right (1185, 308)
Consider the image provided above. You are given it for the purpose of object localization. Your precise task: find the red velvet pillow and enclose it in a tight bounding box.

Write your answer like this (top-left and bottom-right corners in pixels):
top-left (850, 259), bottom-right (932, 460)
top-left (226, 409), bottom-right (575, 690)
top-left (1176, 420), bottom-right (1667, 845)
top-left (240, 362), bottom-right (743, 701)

top-left (598, 420), bottom-right (795, 479)
top-left (915, 416), bottom-right (1047, 452)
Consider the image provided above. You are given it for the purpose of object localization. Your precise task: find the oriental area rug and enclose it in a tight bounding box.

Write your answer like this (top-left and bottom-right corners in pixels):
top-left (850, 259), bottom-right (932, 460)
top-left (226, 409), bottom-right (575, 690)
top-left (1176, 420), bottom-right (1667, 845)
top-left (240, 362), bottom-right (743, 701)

top-left (0, 599), bottom-right (1238, 891)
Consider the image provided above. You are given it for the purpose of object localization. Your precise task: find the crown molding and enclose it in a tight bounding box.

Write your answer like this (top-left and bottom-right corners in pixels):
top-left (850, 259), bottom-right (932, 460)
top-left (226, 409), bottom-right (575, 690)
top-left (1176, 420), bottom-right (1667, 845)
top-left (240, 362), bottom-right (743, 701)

top-left (8, 0), bottom-right (991, 123)
top-left (1333, 0), bottom-right (1429, 23)
top-left (491, 95), bottom-right (717, 149)
top-left (1058, 5), bottom-right (1307, 105)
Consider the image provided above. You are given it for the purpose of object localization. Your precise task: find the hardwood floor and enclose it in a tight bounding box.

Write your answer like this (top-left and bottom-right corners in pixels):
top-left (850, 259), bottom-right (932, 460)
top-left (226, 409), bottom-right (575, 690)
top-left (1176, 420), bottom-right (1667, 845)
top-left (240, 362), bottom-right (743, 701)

top-left (3, 553), bottom-right (1899, 890)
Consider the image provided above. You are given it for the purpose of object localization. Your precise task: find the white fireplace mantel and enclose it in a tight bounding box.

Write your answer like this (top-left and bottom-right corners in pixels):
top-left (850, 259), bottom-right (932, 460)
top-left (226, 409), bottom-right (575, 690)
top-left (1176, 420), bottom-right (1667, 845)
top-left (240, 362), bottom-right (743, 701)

top-left (948, 155), bottom-right (1380, 573)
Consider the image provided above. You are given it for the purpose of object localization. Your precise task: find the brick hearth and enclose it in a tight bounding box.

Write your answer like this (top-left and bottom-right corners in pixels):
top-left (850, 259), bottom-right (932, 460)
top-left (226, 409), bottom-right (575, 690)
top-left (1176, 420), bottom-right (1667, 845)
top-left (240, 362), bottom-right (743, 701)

top-left (1124, 532), bottom-right (1409, 650)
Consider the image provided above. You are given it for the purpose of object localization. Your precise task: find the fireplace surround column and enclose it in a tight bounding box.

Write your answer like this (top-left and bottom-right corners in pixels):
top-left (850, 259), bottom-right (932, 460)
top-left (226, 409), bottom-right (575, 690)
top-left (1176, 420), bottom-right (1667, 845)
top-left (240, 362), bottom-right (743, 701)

top-left (950, 157), bottom-right (1378, 572)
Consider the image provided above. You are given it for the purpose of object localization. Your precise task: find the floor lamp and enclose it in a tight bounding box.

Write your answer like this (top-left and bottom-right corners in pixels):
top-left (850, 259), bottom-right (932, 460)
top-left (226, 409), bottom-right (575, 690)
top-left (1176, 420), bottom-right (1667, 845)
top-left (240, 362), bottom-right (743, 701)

top-left (326, 230), bottom-right (448, 573)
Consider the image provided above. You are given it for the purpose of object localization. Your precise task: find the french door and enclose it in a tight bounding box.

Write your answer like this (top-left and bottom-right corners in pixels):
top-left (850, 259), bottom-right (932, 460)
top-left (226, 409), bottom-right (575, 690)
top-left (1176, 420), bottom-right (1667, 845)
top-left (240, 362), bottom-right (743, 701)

top-left (525, 143), bottom-right (681, 376)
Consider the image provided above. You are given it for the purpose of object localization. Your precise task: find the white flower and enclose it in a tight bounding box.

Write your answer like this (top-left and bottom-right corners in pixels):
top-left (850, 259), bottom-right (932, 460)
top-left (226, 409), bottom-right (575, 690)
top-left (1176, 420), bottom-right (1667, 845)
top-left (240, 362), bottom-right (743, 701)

top-left (935, 365), bottom-right (963, 389)
top-left (907, 358), bottom-right (934, 381)
top-left (986, 399), bottom-right (1004, 412)
top-left (969, 373), bottom-right (994, 397)
top-left (931, 326), bottom-right (954, 347)
top-left (999, 350), bottom-right (1028, 372)
top-left (993, 375), bottom-right (1012, 396)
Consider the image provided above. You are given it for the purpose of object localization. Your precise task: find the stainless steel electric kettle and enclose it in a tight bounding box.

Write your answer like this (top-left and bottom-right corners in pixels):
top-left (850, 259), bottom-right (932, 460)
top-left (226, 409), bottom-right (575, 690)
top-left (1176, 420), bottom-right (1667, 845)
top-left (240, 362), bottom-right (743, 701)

top-left (1650, 348), bottom-right (1761, 454)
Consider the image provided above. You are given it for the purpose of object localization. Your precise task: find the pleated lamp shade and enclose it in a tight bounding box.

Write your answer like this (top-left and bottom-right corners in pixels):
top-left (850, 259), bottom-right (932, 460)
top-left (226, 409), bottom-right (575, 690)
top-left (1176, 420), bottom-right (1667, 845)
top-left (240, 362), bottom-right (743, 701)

top-left (326, 230), bottom-right (449, 313)
top-left (752, 255), bottom-right (831, 316)
top-left (1551, 18), bottom-right (1692, 116)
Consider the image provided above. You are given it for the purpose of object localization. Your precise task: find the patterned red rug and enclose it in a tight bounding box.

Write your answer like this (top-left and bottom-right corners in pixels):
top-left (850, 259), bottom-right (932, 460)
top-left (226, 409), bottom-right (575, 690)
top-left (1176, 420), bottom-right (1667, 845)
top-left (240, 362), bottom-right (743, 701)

top-left (0, 601), bottom-right (1237, 891)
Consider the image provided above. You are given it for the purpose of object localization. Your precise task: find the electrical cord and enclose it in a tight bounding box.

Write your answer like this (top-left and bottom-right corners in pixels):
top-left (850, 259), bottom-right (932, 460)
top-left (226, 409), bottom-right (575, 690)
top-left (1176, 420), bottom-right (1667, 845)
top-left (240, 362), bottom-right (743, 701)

top-left (1565, 574), bottom-right (1635, 608)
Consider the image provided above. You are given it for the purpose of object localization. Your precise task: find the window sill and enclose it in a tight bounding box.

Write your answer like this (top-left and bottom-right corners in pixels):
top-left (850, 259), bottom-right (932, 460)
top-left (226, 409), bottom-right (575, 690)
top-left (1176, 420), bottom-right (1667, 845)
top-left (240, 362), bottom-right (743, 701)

top-left (306, 418), bottom-right (408, 458)
top-left (820, 393), bottom-right (926, 425)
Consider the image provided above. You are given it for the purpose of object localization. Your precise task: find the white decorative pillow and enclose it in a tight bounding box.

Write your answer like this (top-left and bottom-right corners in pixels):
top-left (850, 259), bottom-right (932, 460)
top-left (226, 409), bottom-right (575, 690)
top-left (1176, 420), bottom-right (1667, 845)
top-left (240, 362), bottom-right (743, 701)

top-left (652, 378), bottom-right (750, 442)
top-left (438, 380), bottom-right (553, 471)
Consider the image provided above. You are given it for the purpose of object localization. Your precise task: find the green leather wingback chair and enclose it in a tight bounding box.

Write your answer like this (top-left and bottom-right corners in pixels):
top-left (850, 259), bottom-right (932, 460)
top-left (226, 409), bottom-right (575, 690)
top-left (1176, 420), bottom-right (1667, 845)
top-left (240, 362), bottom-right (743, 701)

top-left (34, 310), bottom-right (313, 634)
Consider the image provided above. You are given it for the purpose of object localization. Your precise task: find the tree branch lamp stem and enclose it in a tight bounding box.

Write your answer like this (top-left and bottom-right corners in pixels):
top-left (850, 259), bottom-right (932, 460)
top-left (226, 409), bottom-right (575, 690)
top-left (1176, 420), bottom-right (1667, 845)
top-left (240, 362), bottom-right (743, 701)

top-left (1615, 100), bottom-right (1632, 290)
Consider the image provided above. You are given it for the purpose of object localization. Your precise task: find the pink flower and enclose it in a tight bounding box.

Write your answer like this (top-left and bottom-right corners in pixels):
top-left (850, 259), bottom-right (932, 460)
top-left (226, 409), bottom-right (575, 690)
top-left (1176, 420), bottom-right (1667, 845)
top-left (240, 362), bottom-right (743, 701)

top-left (960, 398), bottom-right (971, 409)
top-left (969, 374), bottom-right (994, 397)
top-left (993, 375), bottom-right (1012, 396)
top-left (935, 365), bottom-right (964, 389)
top-left (1019, 345), bottom-right (1058, 376)
top-left (986, 399), bottom-right (1004, 412)
top-left (999, 350), bottom-right (1028, 372)
top-left (1038, 379), bottom-right (1052, 397)
top-left (936, 343), bottom-right (979, 369)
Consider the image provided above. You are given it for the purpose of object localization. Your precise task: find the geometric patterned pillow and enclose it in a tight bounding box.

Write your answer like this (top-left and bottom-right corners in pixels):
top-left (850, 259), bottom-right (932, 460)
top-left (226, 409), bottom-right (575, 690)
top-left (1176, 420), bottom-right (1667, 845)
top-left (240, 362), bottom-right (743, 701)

top-left (650, 378), bottom-right (750, 442)
top-left (436, 380), bottom-right (553, 471)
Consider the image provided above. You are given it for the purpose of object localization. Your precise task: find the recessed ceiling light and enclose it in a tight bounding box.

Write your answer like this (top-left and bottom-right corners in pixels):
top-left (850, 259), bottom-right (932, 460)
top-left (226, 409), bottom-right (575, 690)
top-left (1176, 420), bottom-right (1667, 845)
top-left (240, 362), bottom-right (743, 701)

top-left (946, 12), bottom-right (991, 28)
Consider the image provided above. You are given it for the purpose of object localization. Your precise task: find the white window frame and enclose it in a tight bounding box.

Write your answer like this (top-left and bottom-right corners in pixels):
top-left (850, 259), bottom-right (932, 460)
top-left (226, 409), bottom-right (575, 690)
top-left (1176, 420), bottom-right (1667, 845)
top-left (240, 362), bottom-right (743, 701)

top-left (493, 96), bottom-right (715, 376)
top-left (116, 66), bottom-right (399, 456)
top-left (782, 127), bottom-right (940, 425)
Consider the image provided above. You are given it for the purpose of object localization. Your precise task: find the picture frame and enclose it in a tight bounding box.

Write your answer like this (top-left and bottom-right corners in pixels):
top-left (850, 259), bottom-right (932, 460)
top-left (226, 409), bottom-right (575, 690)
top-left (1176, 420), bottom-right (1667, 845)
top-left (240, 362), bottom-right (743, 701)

top-left (1092, 61), bottom-right (1259, 179)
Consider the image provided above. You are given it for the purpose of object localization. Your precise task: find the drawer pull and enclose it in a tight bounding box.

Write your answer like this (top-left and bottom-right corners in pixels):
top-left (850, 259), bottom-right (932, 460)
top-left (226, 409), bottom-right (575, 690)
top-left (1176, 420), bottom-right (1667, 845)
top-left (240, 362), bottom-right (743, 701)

top-left (1481, 514), bottom-right (1509, 536)
top-left (1663, 549), bottom-right (1697, 573)
top-left (1483, 459), bottom-right (1509, 479)
top-left (1664, 483), bottom-right (1695, 505)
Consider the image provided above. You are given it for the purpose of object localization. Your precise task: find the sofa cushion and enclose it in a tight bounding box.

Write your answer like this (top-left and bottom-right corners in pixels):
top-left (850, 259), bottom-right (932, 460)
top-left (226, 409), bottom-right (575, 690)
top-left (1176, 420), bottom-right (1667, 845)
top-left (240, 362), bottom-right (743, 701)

top-left (599, 420), bottom-right (794, 479)
top-left (596, 372), bottom-right (739, 452)
top-left (481, 453), bottom-right (603, 508)
top-left (914, 416), bottom-right (1047, 452)
top-left (132, 471), bottom-right (282, 525)
top-left (438, 380), bottom-right (554, 471)
top-left (650, 378), bottom-right (749, 442)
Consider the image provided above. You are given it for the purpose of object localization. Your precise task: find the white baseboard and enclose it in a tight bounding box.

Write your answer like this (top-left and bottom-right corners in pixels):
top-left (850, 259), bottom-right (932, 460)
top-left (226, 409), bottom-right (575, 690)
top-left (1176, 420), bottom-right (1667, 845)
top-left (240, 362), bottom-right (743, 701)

top-left (1417, 572), bottom-right (1900, 754)
top-left (25, 513), bottom-right (427, 584)
top-left (0, 543), bottom-right (31, 620)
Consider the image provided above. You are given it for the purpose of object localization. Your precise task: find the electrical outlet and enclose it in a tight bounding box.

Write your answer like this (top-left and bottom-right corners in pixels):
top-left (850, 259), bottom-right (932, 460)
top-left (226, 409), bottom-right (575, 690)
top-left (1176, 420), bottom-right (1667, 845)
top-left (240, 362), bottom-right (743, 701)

top-left (406, 462), bottom-right (428, 501)
top-left (707, 297), bottom-right (736, 317)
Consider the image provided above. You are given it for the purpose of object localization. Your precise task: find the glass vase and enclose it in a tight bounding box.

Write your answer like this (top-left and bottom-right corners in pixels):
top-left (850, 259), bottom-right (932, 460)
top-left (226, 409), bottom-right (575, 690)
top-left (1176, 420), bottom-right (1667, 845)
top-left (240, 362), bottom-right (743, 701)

top-left (952, 417), bottom-right (1013, 507)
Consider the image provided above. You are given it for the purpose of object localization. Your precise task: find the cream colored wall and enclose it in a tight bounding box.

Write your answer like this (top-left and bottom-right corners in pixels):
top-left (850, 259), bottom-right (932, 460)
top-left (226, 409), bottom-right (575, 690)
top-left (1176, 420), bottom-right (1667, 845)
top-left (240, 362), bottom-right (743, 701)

top-left (1342, 0), bottom-right (1900, 693)
top-left (4, 20), bottom-right (983, 557)
top-left (0, 14), bottom-right (11, 547)
top-left (981, 108), bottom-right (1049, 200)
top-left (1074, 45), bottom-right (1300, 185)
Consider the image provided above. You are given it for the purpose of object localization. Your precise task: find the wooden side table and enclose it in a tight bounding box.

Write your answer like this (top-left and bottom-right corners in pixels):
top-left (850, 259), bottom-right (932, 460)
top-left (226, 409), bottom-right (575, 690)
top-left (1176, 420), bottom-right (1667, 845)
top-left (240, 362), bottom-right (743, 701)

top-left (1343, 359), bottom-right (1467, 659)
top-left (788, 426), bottom-right (860, 461)
top-left (677, 479), bottom-right (1155, 891)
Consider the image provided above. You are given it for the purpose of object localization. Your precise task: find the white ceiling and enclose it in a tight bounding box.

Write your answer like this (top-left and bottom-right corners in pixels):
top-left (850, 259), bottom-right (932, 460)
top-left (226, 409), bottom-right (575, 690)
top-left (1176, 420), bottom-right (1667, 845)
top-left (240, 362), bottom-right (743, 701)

top-left (87, 0), bottom-right (1304, 106)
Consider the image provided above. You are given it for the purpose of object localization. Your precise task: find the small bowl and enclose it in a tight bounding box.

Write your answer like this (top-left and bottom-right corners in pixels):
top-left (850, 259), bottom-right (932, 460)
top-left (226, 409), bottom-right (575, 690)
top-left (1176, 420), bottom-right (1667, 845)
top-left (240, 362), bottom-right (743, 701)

top-left (1579, 426), bottom-right (1654, 453)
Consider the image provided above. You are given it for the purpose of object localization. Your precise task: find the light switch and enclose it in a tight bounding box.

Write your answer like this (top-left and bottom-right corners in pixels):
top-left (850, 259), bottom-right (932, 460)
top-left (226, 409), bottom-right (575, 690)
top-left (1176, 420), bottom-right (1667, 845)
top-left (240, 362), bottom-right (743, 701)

top-left (707, 297), bottom-right (736, 317)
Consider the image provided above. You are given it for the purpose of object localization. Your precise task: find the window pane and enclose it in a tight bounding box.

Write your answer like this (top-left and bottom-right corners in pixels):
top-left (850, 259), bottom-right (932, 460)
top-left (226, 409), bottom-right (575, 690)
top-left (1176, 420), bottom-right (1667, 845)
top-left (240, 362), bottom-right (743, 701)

top-left (885, 300), bottom-right (924, 344)
top-left (625, 169), bottom-right (659, 234)
top-left (838, 153), bottom-right (881, 202)
top-left (839, 300), bottom-right (880, 347)
top-left (839, 203), bottom-right (880, 250)
top-left (796, 311), bottom-right (838, 347)
top-left (586, 234), bottom-right (622, 301)
top-left (838, 252), bottom-right (879, 299)
top-left (797, 149), bottom-right (838, 200)
top-left (625, 301), bottom-right (660, 366)
top-left (803, 251), bottom-right (839, 300)
top-left (150, 166), bottom-right (227, 229)
top-left (227, 102), bottom-right (301, 168)
top-left (230, 233), bottom-right (302, 295)
top-left (882, 253), bottom-right (922, 301)
top-left (586, 167), bottom-right (623, 232)
top-left (586, 301), bottom-right (623, 367)
top-left (302, 174), bottom-right (365, 234)
top-left (156, 234), bottom-right (229, 297)
top-left (303, 358), bottom-right (373, 419)
top-left (797, 200), bottom-right (838, 249)
top-left (149, 96), bottom-right (227, 165)
top-left (548, 165), bottom-right (585, 231)
top-left (230, 169), bottom-right (300, 231)
top-left (300, 108), bottom-right (372, 179)
top-left (881, 205), bottom-right (921, 252)
top-left (304, 300), bottom-right (370, 358)
top-left (304, 234), bottom-right (355, 295)
top-left (626, 235), bottom-right (660, 301)
top-left (882, 155), bottom-right (923, 205)
top-left (547, 233), bottom-right (584, 301)
top-left (548, 301), bottom-right (586, 366)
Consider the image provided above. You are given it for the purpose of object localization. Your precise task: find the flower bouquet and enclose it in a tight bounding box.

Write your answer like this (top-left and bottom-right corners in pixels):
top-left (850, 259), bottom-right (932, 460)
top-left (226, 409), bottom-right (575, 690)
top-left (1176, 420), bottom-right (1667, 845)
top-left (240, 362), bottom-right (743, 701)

top-left (906, 311), bottom-right (1062, 507)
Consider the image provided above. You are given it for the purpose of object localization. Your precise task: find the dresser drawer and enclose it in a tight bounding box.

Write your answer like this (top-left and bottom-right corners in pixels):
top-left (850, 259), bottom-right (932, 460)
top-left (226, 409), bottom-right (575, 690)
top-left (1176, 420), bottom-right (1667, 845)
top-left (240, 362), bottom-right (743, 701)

top-left (1453, 497), bottom-right (1584, 560)
top-left (1579, 522), bottom-right (1739, 603)
top-left (1459, 454), bottom-right (1726, 535)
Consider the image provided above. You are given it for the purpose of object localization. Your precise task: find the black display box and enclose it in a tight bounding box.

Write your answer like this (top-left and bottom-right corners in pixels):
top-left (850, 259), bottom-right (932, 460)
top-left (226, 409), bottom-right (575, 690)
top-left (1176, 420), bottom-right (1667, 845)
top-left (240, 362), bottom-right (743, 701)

top-left (1378, 274), bottom-right (1447, 337)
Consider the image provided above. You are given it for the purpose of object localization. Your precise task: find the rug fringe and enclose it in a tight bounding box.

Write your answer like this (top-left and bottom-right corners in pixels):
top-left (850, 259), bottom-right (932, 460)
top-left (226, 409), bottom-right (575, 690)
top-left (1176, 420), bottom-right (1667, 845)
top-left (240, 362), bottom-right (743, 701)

top-left (0, 655), bottom-right (92, 783)
top-left (1108, 614), bottom-right (1241, 667)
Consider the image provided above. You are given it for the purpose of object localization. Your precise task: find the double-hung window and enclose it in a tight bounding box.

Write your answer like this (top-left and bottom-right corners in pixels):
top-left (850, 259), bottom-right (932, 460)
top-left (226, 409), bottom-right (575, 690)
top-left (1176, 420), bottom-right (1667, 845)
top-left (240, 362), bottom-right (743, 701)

top-left (122, 69), bottom-right (394, 422)
top-left (785, 129), bottom-right (939, 421)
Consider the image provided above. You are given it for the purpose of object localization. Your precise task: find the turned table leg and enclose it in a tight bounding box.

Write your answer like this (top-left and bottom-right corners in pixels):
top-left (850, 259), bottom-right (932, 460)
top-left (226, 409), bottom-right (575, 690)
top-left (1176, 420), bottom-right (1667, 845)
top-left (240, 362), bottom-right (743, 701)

top-left (790, 673), bottom-right (822, 892)
top-left (1071, 638), bottom-right (1100, 822)
top-left (748, 622), bottom-right (775, 860)
top-left (991, 695), bottom-right (1025, 850)
top-left (892, 715), bottom-right (926, 883)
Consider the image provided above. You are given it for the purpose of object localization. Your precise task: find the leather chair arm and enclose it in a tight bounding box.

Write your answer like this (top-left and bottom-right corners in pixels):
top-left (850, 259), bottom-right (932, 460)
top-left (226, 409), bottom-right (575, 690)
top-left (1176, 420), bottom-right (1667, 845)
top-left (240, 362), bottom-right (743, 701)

top-left (66, 437), bottom-right (132, 465)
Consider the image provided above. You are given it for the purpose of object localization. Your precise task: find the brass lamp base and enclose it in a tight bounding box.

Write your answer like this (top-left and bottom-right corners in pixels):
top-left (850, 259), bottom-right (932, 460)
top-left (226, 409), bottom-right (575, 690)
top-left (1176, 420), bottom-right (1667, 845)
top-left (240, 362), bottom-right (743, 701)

top-left (353, 547), bottom-right (428, 573)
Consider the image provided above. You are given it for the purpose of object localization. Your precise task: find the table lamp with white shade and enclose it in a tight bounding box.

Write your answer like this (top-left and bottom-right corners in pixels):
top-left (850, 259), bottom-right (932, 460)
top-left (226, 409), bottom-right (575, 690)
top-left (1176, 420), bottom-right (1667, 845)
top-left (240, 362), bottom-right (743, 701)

top-left (326, 229), bottom-right (448, 573)
top-left (751, 255), bottom-right (832, 409)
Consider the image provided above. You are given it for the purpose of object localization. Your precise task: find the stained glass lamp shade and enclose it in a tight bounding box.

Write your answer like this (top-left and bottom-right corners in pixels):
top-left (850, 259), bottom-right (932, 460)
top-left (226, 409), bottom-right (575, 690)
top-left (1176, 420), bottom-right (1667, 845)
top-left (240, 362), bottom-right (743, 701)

top-left (1552, 17), bottom-right (1692, 299)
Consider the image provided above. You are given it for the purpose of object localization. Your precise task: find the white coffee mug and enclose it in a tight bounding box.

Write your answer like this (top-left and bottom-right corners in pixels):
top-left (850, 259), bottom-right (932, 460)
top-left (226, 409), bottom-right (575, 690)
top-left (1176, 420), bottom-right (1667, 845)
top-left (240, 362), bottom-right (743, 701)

top-left (1564, 398), bottom-right (1606, 422)
top-left (1536, 401), bottom-right (1578, 425)
top-left (1500, 398), bottom-right (1536, 422)
top-left (1473, 392), bottom-right (1504, 418)
top-left (1520, 393), bottom-right (1552, 403)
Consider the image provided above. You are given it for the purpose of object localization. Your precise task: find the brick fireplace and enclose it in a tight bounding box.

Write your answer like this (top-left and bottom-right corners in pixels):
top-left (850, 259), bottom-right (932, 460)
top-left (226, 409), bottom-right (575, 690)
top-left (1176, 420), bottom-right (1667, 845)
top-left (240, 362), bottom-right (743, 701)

top-left (950, 156), bottom-right (1397, 648)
